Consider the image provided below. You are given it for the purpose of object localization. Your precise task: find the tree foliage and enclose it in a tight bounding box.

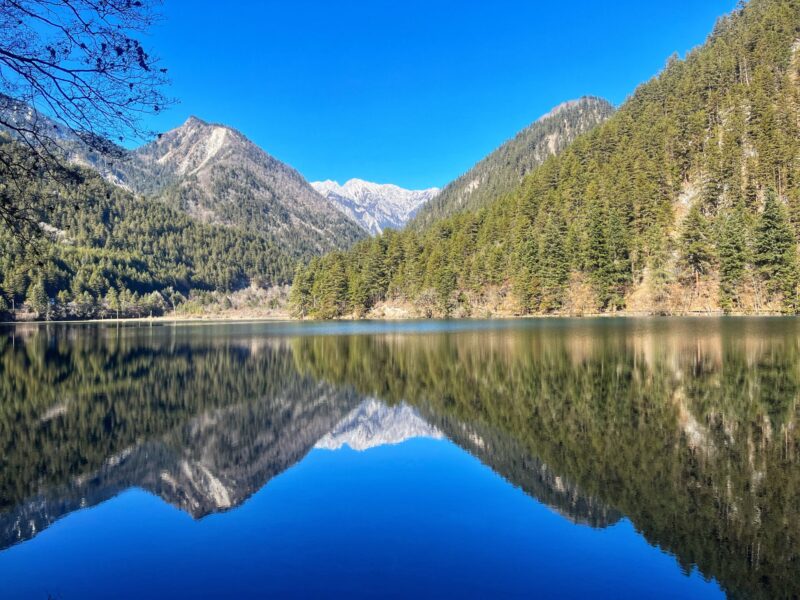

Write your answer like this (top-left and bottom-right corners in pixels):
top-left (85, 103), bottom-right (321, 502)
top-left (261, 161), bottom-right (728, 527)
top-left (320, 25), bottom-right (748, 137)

top-left (0, 141), bottom-right (297, 319)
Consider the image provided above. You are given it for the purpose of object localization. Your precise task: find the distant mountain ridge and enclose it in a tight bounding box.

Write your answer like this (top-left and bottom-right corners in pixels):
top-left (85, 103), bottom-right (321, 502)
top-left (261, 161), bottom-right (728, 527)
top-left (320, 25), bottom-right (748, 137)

top-left (312, 178), bottom-right (439, 235)
top-left (411, 96), bottom-right (614, 228)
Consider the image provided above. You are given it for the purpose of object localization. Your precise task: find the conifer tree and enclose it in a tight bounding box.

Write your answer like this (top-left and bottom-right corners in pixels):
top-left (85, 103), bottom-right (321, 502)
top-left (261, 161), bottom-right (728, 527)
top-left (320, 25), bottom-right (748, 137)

top-left (679, 204), bottom-right (714, 288)
top-left (754, 191), bottom-right (799, 311)
top-left (313, 254), bottom-right (349, 319)
top-left (512, 220), bottom-right (540, 313)
top-left (647, 234), bottom-right (673, 314)
top-left (25, 278), bottom-right (49, 318)
top-left (289, 264), bottom-right (314, 317)
top-left (105, 288), bottom-right (121, 319)
top-left (538, 213), bottom-right (569, 312)
top-left (584, 197), bottom-right (611, 309)
top-left (717, 205), bottom-right (748, 312)
top-left (604, 203), bottom-right (632, 311)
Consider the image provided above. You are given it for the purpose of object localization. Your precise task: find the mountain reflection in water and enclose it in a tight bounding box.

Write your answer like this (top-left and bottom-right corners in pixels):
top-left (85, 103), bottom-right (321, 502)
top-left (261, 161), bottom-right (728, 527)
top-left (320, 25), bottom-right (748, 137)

top-left (0, 318), bottom-right (798, 599)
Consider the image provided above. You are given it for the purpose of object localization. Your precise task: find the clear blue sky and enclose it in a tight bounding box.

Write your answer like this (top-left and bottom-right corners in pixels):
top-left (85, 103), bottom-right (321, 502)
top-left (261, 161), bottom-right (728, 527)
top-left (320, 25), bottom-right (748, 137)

top-left (140, 0), bottom-right (738, 189)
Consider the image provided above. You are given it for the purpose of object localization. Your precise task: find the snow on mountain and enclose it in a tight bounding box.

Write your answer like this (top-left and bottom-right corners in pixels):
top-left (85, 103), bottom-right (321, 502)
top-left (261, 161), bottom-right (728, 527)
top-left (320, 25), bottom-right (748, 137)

top-left (311, 178), bottom-right (439, 235)
top-left (315, 398), bottom-right (443, 451)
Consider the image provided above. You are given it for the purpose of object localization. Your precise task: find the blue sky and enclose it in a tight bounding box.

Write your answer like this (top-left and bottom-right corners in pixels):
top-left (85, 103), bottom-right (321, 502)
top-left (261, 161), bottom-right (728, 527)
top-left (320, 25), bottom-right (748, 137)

top-left (141, 0), bottom-right (737, 189)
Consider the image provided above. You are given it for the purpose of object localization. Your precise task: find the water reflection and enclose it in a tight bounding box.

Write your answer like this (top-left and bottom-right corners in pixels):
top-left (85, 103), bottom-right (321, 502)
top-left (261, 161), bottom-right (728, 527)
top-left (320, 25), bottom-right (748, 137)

top-left (0, 319), bottom-right (798, 598)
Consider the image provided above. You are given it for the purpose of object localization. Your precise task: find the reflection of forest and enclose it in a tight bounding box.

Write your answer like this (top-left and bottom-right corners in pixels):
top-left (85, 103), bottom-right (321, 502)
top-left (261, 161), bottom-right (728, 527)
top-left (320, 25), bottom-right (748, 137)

top-left (291, 319), bottom-right (800, 600)
top-left (0, 323), bottom-right (612, 552)
top-left (1, 319), bottom-right (799, 599)
top-left (0, 325), bottom-right (363, 549)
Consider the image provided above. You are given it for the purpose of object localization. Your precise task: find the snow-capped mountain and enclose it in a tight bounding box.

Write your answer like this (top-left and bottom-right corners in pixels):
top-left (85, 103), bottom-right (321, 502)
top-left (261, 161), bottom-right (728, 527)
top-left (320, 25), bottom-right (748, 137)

top-left (315, 398), bottom-right (442, 451)
top-left (311, 178), bottom-right (439, 235)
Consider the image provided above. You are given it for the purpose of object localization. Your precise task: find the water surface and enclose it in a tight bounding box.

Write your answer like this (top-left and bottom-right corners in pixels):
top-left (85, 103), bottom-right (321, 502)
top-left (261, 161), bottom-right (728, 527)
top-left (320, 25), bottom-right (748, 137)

top-left (1, 318), bottom-right (798, 598)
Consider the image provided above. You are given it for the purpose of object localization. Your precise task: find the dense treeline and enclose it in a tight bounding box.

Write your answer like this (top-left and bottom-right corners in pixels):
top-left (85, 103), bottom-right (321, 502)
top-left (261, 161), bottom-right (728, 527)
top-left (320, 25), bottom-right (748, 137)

top-left (0, 138), bottom-right (298, 320)
top-left (291, 321), bottom-right (800, 599)
top-left (292, 0), bottom-right (800, 318)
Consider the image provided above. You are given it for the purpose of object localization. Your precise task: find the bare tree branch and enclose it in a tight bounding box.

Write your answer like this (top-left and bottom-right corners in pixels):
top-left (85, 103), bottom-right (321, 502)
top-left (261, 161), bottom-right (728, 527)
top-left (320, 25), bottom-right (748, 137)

top-left (0, 0), bottom-right (172, 241)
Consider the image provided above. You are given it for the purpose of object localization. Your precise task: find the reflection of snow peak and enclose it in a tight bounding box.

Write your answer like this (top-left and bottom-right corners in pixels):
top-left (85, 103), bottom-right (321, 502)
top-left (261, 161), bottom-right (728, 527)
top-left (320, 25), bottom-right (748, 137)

top-left (315, 399), bottom-right (442, 451)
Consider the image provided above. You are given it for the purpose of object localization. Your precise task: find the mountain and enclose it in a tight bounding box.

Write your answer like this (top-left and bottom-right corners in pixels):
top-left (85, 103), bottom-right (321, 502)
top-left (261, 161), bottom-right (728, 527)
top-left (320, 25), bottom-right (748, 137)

top-left (0, 138), bottom-right (302, 316)
top-left (112, 116), bottom-right (365, 255)
top-left (314, 398), bottom-right (443, 450)
top-left (0, 110), bottom-right (368, 319)
top-left (292, 0), bottom-right (800, 319)
top-left (410, 96), bottom-right (614, 228)
top-left (0, 105), bottom-right (366, 259)
top-left (311, 179), bottom-right (439, 235)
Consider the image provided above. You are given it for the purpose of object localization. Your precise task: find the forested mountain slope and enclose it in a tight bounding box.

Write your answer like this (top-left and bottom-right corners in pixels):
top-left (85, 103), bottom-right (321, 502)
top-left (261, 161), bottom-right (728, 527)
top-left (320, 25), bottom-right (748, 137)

top-left (292, 0), bottom-right (800, 318)
top-left (0, 138), bottom-right (299, 319)
top-left (0, 104), bottom-right (366, 258)
top-left (0, 109), bottom-right (367, 319)
top-left (410, 96), bottom-right (614, 228)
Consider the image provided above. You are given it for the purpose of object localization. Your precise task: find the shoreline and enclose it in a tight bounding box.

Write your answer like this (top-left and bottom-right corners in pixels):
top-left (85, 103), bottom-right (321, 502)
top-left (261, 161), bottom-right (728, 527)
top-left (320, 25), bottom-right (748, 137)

top-left (2, 310), bottom-right (794, 325)
top-left (1, 313), bottom-right (294, 325)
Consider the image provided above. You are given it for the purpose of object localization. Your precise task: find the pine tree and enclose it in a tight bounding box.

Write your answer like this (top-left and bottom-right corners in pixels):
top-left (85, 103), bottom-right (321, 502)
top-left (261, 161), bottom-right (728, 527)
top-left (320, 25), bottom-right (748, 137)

top-left (512, 221), bottom-right (540, 313)
top-left (604, 202), bottom-right (632, 311)
top-left (754, 191), bottom-right (799, 311)
top-left (25, 278), bottom-right (49, 318)
top-left (313, 254), bottom-right (348, 319)
top-left (289, 263), bottom-right (316, 317)
top-left (717, 205), bottom-right (748, 312)
top-left (584, 196), bottom-right (610, 309)
top-left (647, 233), bottom-right (673, 314)
top-left (679, 204), bottom-right (714, 288)
top-left (538, 212), bottom-right (569, 312)
top-left (361, 239), bottom-right (389, 308)
top-left (105, 288), bottom-right (121, 319)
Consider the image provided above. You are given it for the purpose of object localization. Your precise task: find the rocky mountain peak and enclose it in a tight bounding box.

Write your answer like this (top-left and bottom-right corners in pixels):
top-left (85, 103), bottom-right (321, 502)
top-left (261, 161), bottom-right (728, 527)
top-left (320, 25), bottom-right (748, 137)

top-left (311, 178), bottom-right (440, 235)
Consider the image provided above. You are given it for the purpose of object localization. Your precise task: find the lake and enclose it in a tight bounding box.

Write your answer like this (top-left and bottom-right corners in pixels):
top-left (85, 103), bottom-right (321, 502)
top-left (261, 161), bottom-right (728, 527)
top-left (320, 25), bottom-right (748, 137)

top-left (0, 317), bottom-right (798, 599)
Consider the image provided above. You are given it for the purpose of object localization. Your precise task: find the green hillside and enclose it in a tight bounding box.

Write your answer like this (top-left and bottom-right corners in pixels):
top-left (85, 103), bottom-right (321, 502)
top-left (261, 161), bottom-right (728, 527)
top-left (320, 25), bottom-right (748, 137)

top-left (411, 96), bottom-right (614, 228)
top-left (292, 0), bottom-right (800, 318)
top-left (0, 138), bottom-right (297, 319)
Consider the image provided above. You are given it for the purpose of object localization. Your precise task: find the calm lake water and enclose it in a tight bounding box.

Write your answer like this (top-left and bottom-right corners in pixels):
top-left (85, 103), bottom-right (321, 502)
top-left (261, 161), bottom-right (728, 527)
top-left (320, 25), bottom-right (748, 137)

top-left (0, 318), bottom-right (798, 599)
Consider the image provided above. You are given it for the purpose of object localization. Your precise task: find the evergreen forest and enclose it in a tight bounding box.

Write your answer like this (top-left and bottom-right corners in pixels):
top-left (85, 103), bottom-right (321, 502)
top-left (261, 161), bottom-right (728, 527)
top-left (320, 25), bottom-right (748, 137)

top-left (292, 0), bottom-right (800, 318)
